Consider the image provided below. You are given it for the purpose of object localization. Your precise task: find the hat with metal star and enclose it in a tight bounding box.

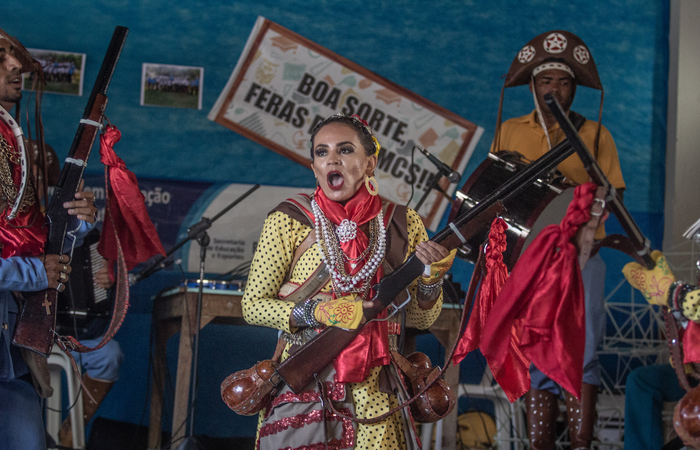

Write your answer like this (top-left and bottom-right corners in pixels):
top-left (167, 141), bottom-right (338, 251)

top-left (504, 30), bottom-right (602, 90)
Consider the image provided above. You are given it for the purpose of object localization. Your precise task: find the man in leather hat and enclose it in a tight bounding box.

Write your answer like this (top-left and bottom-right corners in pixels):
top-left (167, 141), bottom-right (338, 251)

top-left (491, 30), bottom-right (626, 450)
top-left (0, 27), bottom-right (97, 449)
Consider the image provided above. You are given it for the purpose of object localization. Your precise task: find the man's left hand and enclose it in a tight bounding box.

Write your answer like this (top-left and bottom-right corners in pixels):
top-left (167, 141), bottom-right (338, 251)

top-left (63, 180), bottom-right (97, 223)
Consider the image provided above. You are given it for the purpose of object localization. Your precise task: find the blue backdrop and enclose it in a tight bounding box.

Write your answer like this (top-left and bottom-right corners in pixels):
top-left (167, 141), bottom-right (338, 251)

top-left (2, 0), bottom-right (669, 440)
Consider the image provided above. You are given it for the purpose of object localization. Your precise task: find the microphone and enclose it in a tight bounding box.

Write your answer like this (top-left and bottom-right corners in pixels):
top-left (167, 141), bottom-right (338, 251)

top-left (414, 146), bottom-right (461, 184)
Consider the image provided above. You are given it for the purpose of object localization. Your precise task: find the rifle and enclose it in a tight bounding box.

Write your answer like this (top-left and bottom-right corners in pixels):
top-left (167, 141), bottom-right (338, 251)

top-left (543, 93), bottom-right (695, 392)
top-left (277, 134), bottom-right (585, 394)
top-left (12, 26), bottom-right (129, 357)
top-left (543, 93), bottom-right (655, 270)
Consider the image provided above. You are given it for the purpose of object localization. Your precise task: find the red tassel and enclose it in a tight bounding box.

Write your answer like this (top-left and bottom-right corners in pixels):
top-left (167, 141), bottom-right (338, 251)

top-left (453, 217), bottom-right (509, 363)
top-left (480, 183), bottom-right (599, 402)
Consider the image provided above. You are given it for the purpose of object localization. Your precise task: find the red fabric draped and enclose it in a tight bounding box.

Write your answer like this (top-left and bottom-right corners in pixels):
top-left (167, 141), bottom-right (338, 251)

top-left (453, 217), bottom-right (509, 364)
top-left (480, 182), bottom-right (598, 402)
top-left (0, 120), bottom-right (46, 258)
top-left (97, 126), bottom-right (166, 270)
top-left (684, 322), bottom-right (700, 364)
top-left (312, 185), bottom-right (389, 383)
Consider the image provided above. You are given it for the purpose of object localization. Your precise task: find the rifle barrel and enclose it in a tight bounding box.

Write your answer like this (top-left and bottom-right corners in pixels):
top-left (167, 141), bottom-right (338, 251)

top-left (83, 26), bottom-right (129, 118)
top-left (11, 26), bottom-right (129, 357)
top-left (543, 93), bottom-right (654, 269)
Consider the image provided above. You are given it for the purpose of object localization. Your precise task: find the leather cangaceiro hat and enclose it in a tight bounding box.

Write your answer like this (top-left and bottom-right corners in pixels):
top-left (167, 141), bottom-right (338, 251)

top-left (0, 27), bottom-right (41, 75)
top-left (492, 30), bottom-right (606, 156)
top-left (503, 30), bottom-right (602, 90)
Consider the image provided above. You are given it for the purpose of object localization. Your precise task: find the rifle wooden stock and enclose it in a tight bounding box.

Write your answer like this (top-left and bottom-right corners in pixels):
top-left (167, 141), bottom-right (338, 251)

top-left (12, 26), bottom-right (128, 357)
top-left (543, 93), bottom-right (655, 270)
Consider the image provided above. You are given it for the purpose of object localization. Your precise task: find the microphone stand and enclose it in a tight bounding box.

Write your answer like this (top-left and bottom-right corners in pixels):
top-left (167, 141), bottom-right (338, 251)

top-left (414, 174), bottom-right (454, 212)
top-left (176, 230), bottom-right (209, 450)
top-left (413, 147), bottom-right (459, 213)
top-left (132, 184), bottom-right (260, 284)
top-left (146, 183), bottom-right (260, 450)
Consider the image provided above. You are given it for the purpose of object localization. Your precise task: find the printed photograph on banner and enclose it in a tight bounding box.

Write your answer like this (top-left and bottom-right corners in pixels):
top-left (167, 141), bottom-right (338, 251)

top-left (208, 16), bottom-right (483, 230)
top-left (141, 63), bottom-right (203, 110)
top-left (22, 49), bottom-right (85, 96)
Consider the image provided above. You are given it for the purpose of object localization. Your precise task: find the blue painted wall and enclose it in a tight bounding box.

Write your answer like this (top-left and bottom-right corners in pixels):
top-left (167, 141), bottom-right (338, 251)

top-left (2, 0), bottom-right (669, 440)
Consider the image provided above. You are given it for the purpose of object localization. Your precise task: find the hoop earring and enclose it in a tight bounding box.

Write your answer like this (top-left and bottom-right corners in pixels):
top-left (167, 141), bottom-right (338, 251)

top-left (365, 175), bottom-right (379, 196)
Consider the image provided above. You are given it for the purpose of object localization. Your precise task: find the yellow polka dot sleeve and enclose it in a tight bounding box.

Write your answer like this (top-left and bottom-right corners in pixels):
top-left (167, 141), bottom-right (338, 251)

top-left (403, 208), bottom-right (443, 330)
top-left (242, 211), bottom-right (311, 333)
top-left (242, 208), bottom-right (442, 333)
top-left (681, 287), bottom-right (700, 323)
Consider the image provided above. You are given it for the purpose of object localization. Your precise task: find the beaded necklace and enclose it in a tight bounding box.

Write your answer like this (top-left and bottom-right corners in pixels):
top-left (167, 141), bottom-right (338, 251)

top-left (311, 198), bottom-right (386, 297)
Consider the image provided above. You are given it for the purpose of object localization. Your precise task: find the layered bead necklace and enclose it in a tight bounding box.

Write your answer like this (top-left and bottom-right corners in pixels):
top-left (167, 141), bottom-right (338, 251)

top-left (311, 198), bottom-right (386, 297)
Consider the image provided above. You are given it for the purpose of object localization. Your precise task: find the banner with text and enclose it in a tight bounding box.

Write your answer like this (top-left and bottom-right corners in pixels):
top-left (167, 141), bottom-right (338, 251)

top-left (208, 16), bottom-right (483, 230)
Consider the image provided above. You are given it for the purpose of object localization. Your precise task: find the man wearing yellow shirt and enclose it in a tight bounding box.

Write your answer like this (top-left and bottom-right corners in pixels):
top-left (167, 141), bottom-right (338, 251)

top-left (491, 31), bottom-right (626, 450)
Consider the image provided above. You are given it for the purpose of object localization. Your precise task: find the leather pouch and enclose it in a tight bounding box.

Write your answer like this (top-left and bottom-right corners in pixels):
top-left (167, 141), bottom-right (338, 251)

top-left (391, 350), bottom-right (456, 423)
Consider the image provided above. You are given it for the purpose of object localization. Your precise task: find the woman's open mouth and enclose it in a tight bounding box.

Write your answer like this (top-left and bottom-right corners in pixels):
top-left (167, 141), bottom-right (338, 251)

top-left (327, 171), bottom-right (344, 191)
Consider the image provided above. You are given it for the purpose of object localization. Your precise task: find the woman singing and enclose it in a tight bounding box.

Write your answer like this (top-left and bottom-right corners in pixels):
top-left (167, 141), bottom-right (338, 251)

top-left (240, 113), bottom-right (455, 449)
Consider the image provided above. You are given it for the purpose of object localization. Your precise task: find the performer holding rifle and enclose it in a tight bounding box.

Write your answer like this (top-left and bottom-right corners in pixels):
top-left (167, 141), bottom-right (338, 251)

top-left (623, 247), bottom-right (700, 449)
top-left (0, 28), bottom-right (96, 449)
top-left (236, 113), bottom-right (455, 449)
top-left (489, 31), bottom-right (625, 450)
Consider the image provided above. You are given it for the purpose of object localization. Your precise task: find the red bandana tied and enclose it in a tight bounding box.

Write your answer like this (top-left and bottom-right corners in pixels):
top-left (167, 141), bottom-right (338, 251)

top-left (312, 185), bottom-right (389, 382)
top-left (0, 120), bottom-right (46, 258)
top-left (97, 125), bottom-right (166, 270)
top-left (480, 182), bottom-right (598, 402)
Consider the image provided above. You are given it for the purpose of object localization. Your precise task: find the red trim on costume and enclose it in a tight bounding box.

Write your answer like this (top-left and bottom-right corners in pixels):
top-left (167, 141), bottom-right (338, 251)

top-left (258, 407), bottom-right (355, 450)
top-left (684, 322), bottom-right (700, 364)
top-left (268, 381), bottom-right (346, 411)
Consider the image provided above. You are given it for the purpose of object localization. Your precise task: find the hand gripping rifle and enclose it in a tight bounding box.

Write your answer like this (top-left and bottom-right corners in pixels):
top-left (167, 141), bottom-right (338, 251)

top-left (543, 92), bottom-right (655, 270)
top-left (274, 132), bottom-right (590, 394)
top-left (12, 26), bottom-right (129, 357)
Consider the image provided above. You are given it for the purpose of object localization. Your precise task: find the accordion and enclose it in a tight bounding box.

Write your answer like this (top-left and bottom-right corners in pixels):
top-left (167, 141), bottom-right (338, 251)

top-left (56, 229), bottom-right (112, 339)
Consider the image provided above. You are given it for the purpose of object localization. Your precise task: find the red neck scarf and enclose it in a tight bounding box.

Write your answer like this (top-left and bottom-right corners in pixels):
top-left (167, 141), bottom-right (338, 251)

top-left (313, 184), bottom-right (382, 281)
top-left (312, 185), bottom-right (389, 382)
top-left (0, 120), bottom-right (46, 258)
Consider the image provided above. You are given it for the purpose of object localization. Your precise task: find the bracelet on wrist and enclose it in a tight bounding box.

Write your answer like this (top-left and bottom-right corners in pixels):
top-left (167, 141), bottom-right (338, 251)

top-left (418, 277), bottom-right (443, 298)
top-left (292, 298), bottom-right (322, 328)
top-left (291, 302), bottom-right (306, 327)
top-left (303, 298), bottom-right (322, 328)
top-left (668, 280), bottom-right (685, 313)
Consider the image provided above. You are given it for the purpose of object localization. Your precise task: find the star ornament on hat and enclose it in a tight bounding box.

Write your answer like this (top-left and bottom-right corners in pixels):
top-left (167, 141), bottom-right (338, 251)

top-left (504, 30), bottom-right (602, 90)
top-left (492, 30), bottom-right (607, 156)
